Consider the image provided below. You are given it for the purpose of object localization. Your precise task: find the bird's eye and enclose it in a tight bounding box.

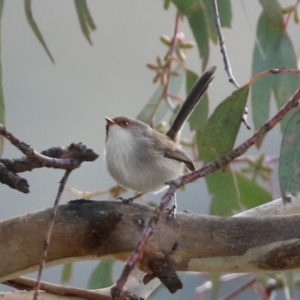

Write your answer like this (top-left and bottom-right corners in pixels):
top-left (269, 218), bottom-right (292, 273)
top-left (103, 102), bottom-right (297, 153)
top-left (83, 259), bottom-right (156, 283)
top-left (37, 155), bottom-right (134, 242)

top-left (122, 121), bottom-right (129, 127)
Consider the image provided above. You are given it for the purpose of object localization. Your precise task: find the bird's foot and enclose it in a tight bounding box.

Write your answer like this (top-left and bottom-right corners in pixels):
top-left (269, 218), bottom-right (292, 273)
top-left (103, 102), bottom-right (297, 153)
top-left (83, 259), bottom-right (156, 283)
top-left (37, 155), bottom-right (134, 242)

top-left (117, 193), bottom-right (143, 204)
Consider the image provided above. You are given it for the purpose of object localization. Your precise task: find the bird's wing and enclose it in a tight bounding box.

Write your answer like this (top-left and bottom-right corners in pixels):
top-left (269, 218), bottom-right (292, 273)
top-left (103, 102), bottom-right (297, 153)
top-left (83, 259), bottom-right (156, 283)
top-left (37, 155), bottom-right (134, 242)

top-left (164, 148), bottom-right (195, 171)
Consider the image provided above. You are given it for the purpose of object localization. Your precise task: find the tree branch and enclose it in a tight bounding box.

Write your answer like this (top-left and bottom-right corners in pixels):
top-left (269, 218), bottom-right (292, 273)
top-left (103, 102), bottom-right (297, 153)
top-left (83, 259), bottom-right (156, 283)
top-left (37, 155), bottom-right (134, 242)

top-left (1, 199), bottom-right (300, 293)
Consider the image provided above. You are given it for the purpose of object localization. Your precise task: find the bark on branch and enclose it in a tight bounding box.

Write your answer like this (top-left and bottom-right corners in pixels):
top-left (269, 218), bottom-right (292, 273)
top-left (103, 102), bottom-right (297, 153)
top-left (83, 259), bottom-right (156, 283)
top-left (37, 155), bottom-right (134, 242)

top-left (1, 200), bottom-right (300, 287)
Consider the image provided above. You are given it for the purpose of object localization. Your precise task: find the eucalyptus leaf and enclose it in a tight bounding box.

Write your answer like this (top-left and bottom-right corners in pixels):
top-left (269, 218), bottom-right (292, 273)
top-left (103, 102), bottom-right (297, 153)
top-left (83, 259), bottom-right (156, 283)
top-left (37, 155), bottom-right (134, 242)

top-left (199, 85), bottom-right (249, 215)
top-left (251, 0), bottom-right (299, 139)
top-left (87, 260), bottom-right (113, 289)
top-left (24, 0), bottom-right (55, 64)
top-left (279, 108), bottom-right (300, 201)
top-left (0, 0), bottom-right (5, 155)
top-left (199, 85), bottom-right (249, 161)
top-left (61, 262), bottom-right (73, 283)
top-left (236, 172), bottom-right (272, 209)
top-left (74, 0), bottom-right (96, 45)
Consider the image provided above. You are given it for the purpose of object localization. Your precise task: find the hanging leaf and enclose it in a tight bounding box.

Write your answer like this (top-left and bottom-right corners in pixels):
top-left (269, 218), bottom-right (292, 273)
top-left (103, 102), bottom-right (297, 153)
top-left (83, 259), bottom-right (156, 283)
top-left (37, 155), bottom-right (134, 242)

top-left (279, 108), bottom-right (300, 201)
top-left (74, 0), bottom-right (97, 45)
top-left (61, 262), bottom-right (73, 283)
top-left (0, 0), bottom-right (5, 155)
top-left (24, 0), bottom-right (55, 64)
top-left (251, 0), bottom-right (299, 139)
top-left (202, 0), bottom-right (232, 44)
top-left (236, 172), bottom-right (272, 208)
top-left (199, 85), bottom-right (249, 215)
top-left (87, 260), bottom-right (113, 289)
top-left (199, 85), bottom-right (249, 160)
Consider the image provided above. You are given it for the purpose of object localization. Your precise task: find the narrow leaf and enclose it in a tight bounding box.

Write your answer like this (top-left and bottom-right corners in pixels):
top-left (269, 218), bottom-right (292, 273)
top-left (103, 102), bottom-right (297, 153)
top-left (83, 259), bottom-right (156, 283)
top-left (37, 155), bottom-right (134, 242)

top-left (236, 172), bottom-right (272, 208)
top-left (251, 0), bottom-right (299, 136)
top-left (88, 260), bottom-right (113, 289)
top-left (24, 0), bottom-right (55, 64)
top-left (61, 263), bottom-right (73, 283)
top-left (279, 109), bottom-right (300, 201)
top-left (199, 85), bottom-right (249, 215)
top-left (208, 169), bottom-right (240, 216)
top-left (199, 85), bottom-right (249, 161)
top-left (202, 0), bottom-right (232, 44)
top-left (74, 0), bottom-right (97, 45)
top-left (0, 0), bottom-right (5, 155)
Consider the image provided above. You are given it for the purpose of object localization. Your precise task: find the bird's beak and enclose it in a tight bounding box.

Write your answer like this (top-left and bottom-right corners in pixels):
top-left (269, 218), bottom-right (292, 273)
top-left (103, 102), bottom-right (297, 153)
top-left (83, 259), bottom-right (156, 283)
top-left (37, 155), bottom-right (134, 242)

top-left (105, 117), bottom-right (115, 127)
top-left (105, 117), bottom-right (115, 140)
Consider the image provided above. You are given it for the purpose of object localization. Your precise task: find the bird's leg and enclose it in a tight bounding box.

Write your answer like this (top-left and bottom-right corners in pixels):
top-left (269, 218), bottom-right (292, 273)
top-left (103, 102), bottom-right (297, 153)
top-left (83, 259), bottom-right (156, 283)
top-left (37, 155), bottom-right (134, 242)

top-left (117, 193), bottom-right (143, 204)
top-left (168, 193), bottom-right (177, 219)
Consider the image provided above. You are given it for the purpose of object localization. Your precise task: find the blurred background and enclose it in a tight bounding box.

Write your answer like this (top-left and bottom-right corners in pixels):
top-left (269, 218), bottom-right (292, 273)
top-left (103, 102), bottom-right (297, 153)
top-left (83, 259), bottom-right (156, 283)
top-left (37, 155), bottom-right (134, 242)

top-left (0, 1), bottom-right (299, 299)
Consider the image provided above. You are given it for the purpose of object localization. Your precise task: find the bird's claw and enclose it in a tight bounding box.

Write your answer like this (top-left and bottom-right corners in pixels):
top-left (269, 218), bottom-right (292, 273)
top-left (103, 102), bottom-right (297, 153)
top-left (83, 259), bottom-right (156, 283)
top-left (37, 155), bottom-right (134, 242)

top-left (117, 197), bottom-right (133, 204)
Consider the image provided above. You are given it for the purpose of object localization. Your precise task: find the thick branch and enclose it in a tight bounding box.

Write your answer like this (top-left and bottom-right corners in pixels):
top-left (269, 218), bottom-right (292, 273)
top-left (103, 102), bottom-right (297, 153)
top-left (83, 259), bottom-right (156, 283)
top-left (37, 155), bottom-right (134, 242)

top-left (1, 200), bottom-right (300, 284)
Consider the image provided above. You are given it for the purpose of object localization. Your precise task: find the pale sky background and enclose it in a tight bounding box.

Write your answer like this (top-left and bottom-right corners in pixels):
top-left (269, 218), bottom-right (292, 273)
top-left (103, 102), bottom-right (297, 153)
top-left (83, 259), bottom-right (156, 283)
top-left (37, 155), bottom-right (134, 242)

top-left (0, 0), bottom-right (299, 297)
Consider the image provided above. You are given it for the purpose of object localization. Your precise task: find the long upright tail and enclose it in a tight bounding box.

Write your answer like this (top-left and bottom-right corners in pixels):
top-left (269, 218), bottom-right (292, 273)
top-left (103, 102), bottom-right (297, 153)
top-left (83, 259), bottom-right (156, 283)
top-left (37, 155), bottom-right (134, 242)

top-left (166, 65), bottom-right (217, 141)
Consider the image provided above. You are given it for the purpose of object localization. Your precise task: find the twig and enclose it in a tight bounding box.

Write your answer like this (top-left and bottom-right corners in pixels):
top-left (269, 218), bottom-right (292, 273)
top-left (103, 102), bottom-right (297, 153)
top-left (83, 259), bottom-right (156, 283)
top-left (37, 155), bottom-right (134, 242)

top-left (33, 170), bottom-right (72, 300)
top-left (163, 12), bottom-right (180, 98)
top-left (0, 143), bottom-right (98, 173)
top-left (0, 124), bottom-right (98, 170)
top-left (250, 68), bottom-right (300, 85)
top-left (0, 162), bottom-right (29, 192)
top-left (284, 0), bottom-right (300, 29)
top-left (6, 276), bottom-right (111, 300)
top-left (211, 0), bottom-right (239, 88)
top-left (212, 0), bottom-right (251, 129)
top-left (111, 87), bottom-right (300, 299)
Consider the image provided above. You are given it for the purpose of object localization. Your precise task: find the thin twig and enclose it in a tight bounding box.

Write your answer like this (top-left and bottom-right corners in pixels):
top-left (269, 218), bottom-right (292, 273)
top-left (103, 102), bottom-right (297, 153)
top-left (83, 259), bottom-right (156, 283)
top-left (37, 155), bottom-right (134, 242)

top-left (33, 170), bottom-right (72, 300)
top-left (6, 276), bottom-right (111, 300)
top-left (163, 12), bottom-right (180, 98)
top-left (211, 0), bottom-right (239, 88)
top-left (212, 0), bottom-right (252, 129)
top-left (284, 0), bottom-right (300, 29)
top-left (0, 124), bottom-right (97, 170)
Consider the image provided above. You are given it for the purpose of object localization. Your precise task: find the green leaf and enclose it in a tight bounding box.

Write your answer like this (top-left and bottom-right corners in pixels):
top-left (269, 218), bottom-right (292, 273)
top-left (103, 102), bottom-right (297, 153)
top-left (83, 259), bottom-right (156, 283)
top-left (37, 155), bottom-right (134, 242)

top-left (199, 85), bottom-right (249, 215)
top-left (74, 0), bottom-right (97, 45)
top-left (210, 273), bottom-right (221, 300)
top-left (186, 69), bottom-right (208, 132)
top-left (217, 0), bottom-right (232, 28)
top-left (137, 65), bottom-right (184, 126)
top-left (279, 109), bottom-right (300, 201)
top-left (61, 263), bottom-right (73, 283)
top-left (251, 0), bottom-right (299, 135)
top-left (235, 172), bottom-right (272, 209)
top-left (171, 0), bottom-right (209, 70)
top-left (199, 85), bottom-right (249, 161)
top-left (202, 0), bottom-right (232, 43)
top-left (0, 0), bottom-right (4, 155)
top-left (87, 260), bottom-right (113, 289)
top-left (208, 169), bottom-right (240, 215)
top-left (24, 0), bottom-right (55, 64)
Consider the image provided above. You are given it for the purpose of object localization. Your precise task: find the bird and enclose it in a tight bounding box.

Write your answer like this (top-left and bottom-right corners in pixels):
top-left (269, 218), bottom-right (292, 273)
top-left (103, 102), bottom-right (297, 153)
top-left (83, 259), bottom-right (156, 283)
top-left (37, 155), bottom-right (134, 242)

top-left (104, 65), bottom-right (217, 200)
